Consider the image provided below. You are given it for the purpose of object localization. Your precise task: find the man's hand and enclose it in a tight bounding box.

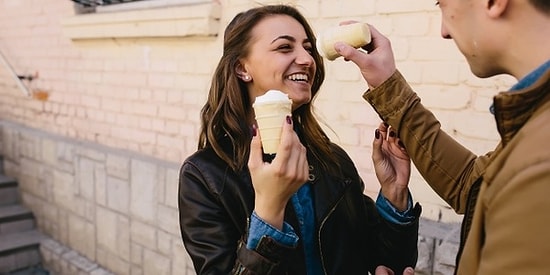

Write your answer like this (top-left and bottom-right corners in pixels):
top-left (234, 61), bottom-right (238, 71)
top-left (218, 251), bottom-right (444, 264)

top-left (334, 24), bottom-right (397, 89)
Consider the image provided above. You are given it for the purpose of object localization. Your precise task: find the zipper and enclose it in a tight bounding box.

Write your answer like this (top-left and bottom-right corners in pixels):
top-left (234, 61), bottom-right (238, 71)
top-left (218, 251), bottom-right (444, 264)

top-left (454, 177), bottom-right (482, 274)
top-left (317, 179), bottom-right (351, 275)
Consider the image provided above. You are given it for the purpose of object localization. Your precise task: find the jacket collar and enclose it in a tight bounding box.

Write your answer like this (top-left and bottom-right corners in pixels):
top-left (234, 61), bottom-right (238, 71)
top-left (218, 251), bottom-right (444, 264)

top-left (493, 69), bottom-right (550, 145)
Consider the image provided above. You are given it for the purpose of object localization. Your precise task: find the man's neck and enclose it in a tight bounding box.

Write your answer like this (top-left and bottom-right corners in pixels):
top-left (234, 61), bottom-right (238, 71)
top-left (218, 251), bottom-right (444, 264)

top-left (503, 3), bottom-right (550, 80)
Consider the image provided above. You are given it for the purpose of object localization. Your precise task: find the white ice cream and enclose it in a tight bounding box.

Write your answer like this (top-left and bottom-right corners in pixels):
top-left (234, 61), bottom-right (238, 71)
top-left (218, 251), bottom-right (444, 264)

top-left (253, 90), bottom-right (291, 105)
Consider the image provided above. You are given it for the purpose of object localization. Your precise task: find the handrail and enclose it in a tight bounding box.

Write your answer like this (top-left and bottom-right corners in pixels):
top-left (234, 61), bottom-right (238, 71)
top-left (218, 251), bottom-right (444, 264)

top-left (0, 49), bottom-right (31, 97)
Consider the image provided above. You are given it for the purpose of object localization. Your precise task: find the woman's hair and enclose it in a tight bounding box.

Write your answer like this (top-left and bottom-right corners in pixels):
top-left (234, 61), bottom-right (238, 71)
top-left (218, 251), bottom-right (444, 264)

top-left (198, 4), bottom-right (337, 172)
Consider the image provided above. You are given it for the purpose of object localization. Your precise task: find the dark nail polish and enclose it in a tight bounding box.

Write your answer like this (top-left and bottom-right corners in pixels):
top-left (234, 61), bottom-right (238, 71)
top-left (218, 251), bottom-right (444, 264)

top-left (251, 125), bottom-right (257, 136)
top-left (398, 141), bottom-right (405, 148)
top-left (383, 122), bottom-right (389, 127)
top-left (375, 129), bottom-right (380, 139)
top-left (286, 115), bottom-right (292, 124)
top-left (389, 131), bottom-right (395, 137)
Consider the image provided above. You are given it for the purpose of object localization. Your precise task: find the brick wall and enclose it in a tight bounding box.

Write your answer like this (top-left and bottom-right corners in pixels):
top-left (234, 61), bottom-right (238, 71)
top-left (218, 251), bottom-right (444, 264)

top-left (0, 0), bottom-right (515, 274)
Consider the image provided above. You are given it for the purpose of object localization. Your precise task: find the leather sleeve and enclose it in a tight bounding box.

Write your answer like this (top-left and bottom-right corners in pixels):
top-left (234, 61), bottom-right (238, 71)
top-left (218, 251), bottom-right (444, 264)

top-left (179, 160), bottom-right (295, 274)
top-left (232, 236), bottom-right (295, 274)
top-left (333, 144), bottom-right (421, 274)
top-left (365, 194), bottom-right (422, 274)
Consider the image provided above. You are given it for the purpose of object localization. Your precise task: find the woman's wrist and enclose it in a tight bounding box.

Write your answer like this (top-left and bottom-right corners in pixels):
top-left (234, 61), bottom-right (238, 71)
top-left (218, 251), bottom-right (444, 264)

top-left (254, 199), bottom-right (286, 230)
top-left (380, 187), bottom-right (409, 212)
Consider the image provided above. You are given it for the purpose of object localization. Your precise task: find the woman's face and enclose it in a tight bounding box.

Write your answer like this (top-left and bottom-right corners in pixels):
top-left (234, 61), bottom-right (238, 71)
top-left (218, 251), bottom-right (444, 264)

top-left (239, 15), bottom-right (316, 111)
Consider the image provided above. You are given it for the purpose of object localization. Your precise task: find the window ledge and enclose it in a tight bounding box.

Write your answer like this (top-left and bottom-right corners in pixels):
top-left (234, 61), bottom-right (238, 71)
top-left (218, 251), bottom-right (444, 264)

top-left (61, 1), bottom-right (221, 40)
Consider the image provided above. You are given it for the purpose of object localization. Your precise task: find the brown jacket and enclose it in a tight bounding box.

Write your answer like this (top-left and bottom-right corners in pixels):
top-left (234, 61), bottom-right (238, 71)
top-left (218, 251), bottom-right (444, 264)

top-left (363, 69), bottom-right (550, 274)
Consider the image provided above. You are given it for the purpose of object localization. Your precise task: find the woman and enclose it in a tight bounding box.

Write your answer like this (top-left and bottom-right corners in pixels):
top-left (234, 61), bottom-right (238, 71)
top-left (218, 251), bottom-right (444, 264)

top-left (178, 4), bottom-right (420, 274)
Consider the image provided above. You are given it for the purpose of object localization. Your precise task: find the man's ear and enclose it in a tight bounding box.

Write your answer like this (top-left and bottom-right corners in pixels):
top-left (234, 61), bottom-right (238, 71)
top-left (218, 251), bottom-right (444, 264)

top-left (486, 0), bottom-right (509, 18)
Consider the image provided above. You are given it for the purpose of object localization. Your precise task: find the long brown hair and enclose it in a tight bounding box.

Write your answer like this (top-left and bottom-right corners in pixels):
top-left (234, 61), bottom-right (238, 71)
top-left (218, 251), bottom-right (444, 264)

top-left (198, 4), bottom-right (336, 172)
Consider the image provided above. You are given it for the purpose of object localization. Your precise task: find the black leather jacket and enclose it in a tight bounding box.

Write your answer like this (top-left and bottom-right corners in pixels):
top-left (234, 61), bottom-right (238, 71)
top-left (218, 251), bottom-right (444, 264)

top-left (179, 141), bottom-right (421, 274)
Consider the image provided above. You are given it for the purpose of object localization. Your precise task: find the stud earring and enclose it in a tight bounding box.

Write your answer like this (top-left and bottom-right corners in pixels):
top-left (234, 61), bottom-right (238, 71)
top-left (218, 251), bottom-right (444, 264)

top-left (243, 75), bottom-right (251, 81)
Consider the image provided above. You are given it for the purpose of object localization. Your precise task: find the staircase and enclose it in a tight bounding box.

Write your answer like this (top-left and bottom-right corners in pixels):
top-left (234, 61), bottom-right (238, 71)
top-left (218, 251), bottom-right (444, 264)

top-left (0, 173), bottom-right (47, 274)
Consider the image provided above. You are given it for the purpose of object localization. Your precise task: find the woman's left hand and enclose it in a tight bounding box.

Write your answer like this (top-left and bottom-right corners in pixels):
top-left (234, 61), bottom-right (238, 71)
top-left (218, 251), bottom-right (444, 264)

top-left (372, 122), bottom-right (411, 211)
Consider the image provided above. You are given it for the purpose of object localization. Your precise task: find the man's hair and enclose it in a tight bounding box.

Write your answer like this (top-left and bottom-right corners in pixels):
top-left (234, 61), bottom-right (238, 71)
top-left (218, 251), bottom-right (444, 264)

top-left (530, 0), bottom-right (550, 14)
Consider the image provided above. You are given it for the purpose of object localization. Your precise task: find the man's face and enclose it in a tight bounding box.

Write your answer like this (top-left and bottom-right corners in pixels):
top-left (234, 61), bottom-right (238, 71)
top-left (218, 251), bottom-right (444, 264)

top-left (437, 0), bottom-right (503, 78)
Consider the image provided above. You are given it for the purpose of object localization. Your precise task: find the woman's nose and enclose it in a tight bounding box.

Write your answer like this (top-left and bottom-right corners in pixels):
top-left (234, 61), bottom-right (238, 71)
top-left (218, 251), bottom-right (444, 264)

top-left (296, 47), bottom-right (314, 66)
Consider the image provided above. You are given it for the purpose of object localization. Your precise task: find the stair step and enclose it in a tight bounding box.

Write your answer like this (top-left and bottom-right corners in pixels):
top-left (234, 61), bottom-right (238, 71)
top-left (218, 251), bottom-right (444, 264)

top-left (0, 174), bottom-right (19, 206)
top-left (0, 230), bottom-right (46, 255)
top-left (0, 204), bottom-right (35, 234)
top-left (0, 174), bottom-right (17, 187)
top-left (0, 230), bottom-right (46, 273)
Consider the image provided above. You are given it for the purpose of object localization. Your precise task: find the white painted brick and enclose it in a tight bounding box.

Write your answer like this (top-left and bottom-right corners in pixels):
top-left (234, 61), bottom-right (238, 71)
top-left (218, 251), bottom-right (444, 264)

top-left (77, 158), bottom-right (96, 200)
top-left (130, 243), bottom-right (143, 266)
top-left (106, 176), bottom-right (129, 214)
top-left (157, 205), bottom-right (179, 237)
top-left (96, 207), bottom-right (118, 253)
top-left (415, 84), bottom-right (470, 110)
top-left (130, 160), bottom-right (158, 223)
top-left (143, 250), bottom-right (170, 275)
top-left (164, 168), bottom-right (179, 209)
top-left (68, 214), bottom-right (96, 261)
top-left (157, 230), bottom-right (172, 256)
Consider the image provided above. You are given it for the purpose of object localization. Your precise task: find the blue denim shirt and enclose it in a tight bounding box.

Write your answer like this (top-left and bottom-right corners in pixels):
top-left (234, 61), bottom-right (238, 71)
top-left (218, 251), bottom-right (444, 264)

top-left (490, 59), bottom-right (550, 114)
top-left (246, 183), bottom-right (415, 274)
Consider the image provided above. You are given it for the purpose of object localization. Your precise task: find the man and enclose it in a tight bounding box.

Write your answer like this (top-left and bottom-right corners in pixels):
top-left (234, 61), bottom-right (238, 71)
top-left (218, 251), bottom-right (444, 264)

top-left (336, 0), bottom-right (550, 274)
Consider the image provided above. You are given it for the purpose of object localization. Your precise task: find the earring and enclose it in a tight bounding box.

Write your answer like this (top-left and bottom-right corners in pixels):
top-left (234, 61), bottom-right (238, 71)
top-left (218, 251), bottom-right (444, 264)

top-left (243, 75), bottom-right (251, 81)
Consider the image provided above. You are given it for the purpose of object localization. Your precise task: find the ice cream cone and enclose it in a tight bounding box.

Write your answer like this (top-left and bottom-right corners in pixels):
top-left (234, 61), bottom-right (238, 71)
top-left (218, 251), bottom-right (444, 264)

top-left (253, 90), bottom-right (292, 154)
top-left (317, 22), bottom-right (371, 61)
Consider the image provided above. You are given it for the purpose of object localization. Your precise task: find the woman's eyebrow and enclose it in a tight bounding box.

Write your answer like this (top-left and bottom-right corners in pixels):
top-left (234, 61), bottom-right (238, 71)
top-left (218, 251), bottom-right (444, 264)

top-left (271, 35), bottom-right (311, 44)
top-left (271, 35), bottom-right (296, 44)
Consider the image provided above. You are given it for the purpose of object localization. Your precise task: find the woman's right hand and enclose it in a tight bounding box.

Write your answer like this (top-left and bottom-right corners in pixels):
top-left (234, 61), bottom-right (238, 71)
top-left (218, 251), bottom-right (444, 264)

top-left (248, 116), bottom-right (309, 230)
top-left (372, 122), bottom-right (411, 211)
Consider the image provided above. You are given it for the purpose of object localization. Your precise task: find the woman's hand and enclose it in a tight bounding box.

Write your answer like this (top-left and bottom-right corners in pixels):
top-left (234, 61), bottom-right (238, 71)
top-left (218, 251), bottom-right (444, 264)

top-left (248, 116), bottom-right (309, 230)
top-left (375, 265), bottom-right (415, 275)
top-left (372, 122), bottom-right (411, 211)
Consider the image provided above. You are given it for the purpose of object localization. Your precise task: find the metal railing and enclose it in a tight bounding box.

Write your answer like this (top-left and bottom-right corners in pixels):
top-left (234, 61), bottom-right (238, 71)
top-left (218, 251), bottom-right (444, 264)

top-left (0, 49), bottom-right (31, 97)
top-left (70, 0), bottom-right (148, 8)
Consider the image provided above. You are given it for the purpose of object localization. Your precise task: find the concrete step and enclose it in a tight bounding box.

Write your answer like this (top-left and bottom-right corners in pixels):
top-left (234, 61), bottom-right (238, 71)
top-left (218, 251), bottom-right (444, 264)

top-left (0, 174), bottom-right (19, 206)
top-left (0, 230), bottom-right (47, 274)
top-left (0, 204), bottom-right (35, 234)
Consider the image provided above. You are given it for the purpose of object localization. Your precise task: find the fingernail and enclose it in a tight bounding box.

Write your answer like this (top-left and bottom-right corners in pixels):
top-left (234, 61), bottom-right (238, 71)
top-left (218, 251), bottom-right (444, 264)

top-left (251, 125), bottom-right (257, 136)
top-left (383, 122), bottom-right (389, 127)
top-left (375, 129), bottom-right (380, 139)
top-left (398, 140), bottom-right (405, 148)
top-left (286, 115), bottom-right (292, 124)
top-left (389, 131), bottom-right (395, 137)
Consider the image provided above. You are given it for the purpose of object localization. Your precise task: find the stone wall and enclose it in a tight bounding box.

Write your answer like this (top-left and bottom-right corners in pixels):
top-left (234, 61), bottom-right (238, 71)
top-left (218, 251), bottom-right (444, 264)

top-left (1, 121), bottom-right (193, 274)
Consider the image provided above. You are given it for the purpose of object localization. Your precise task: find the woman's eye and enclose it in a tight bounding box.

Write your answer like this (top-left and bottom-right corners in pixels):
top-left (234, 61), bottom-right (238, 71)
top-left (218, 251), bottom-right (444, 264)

top-left (278, 44), bottom-right (292, 50)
